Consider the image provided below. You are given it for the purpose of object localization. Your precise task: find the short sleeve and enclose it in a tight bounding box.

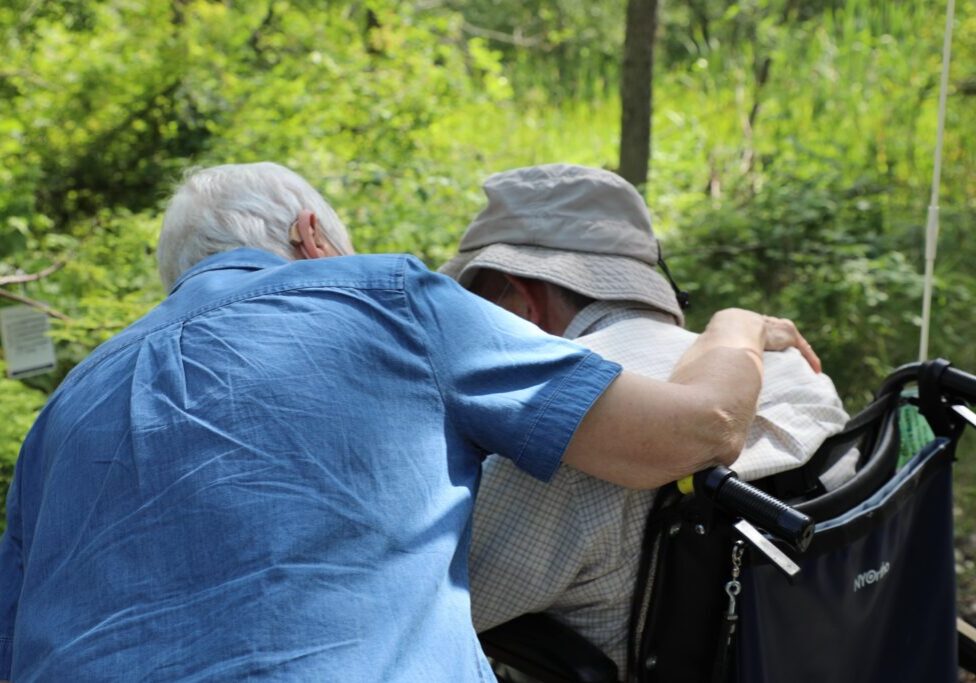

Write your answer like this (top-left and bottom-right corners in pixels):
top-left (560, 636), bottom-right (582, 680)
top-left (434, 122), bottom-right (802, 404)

top-left (404, 258), bottom-right (621, 481)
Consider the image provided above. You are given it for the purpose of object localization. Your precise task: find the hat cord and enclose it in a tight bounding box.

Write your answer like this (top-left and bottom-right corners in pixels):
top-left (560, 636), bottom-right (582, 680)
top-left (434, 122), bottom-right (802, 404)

top-left (657, 246), bottom-right (691, 310)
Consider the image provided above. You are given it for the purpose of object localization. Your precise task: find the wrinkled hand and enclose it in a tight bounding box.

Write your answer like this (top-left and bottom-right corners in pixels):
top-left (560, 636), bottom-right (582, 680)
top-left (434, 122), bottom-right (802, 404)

top-left (762, 315), bottom-right (821, 373)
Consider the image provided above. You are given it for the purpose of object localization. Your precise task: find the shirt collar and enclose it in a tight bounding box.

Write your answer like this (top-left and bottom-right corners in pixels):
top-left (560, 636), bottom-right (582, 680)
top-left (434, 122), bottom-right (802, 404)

top-left (169, 248), bottom-right (290, 294)
top-left (564, 300), bottom-right (678, 339)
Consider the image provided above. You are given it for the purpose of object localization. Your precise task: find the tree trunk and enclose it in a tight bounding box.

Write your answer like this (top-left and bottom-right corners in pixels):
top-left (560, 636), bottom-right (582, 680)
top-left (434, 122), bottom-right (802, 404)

top-left (618, 0), bottom-right (659, 188)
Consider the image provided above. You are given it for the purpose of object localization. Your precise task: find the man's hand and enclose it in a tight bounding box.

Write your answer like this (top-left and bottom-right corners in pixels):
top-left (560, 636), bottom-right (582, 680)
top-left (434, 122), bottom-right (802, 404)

top-left (562, 308), bottom-right (823, 489)
top-left (761, 315), bottom-right (821, 373)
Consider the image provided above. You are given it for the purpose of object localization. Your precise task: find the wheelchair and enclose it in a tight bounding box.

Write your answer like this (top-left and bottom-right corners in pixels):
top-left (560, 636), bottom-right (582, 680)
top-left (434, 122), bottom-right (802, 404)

top-left (479, 359), bottom-right (976, 683)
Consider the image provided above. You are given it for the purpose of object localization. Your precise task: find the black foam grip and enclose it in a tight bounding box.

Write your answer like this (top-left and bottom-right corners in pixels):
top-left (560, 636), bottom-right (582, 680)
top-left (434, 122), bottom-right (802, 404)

top-left (696, 466), bottom-right (814, 552)
top-left (716, 476), bottom-right (814, 551)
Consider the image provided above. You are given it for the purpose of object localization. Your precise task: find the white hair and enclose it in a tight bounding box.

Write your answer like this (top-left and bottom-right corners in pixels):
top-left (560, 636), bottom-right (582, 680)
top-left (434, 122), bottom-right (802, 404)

top-left (157, 162), bottom-right (353, 289)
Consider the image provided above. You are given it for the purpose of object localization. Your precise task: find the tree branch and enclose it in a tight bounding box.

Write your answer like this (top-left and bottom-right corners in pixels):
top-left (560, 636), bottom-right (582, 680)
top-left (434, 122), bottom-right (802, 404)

top-left (741, 56), bottom-right (773, 179)
top-left (0, 290), bottom-right (72, 322)
top-left (0, 260), bottom-right (66, 287)
top-left (249, 4), bottom-right (276, 57)
top-left (461, 21), bottom-right (542, 48)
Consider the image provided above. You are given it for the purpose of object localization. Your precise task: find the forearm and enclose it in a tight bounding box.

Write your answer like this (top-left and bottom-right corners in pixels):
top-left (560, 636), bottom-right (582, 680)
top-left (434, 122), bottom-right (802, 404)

top-left (564, 358), bottom-right (760, 488)
top-left (670, 308), bottom-right (765, 381)
top-left (563, 310), bottom-right (767, 489)
top-left (667, 308), bottom-right (766, 454)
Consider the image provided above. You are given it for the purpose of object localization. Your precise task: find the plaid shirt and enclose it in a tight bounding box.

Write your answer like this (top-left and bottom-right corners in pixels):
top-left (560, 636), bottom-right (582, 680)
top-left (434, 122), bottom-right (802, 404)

top-left (469, 301), bottom-right (850, 674)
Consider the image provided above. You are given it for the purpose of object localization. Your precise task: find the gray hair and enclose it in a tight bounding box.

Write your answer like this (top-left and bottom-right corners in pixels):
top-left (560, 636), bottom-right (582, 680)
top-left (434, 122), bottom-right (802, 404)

top-left (157, 162), bottom-right (353, 289)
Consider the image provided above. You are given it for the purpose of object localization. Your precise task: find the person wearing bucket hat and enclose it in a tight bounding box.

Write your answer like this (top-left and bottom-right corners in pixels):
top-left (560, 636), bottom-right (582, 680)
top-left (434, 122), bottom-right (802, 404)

top-left (438, 165), bottom-right (684, 325)
top-left (0, 163), bottom-right (820, 683)
top-left (448, 164), bottom-right (853, 676)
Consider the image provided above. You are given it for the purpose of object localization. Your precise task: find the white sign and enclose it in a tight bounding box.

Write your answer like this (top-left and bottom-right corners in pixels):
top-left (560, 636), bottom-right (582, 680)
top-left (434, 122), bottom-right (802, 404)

top-left (1, 305), bottom-right (57, 379)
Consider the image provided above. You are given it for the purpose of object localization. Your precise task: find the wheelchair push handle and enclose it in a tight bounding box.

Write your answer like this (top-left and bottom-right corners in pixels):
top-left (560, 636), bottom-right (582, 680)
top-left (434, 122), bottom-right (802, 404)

top-left (880, 360), bottom-right (976, 403)
top-left (942, 364), bottom-right (976, 401)
top-left (879, 361), bottom-right (976, 436)
top-left (687, 466), bottom-right (815, 552)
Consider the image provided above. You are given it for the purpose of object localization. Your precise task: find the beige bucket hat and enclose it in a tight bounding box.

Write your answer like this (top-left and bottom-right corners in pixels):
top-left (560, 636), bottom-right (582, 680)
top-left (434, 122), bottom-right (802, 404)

top-left (440, 164), bottom-right (684, 324)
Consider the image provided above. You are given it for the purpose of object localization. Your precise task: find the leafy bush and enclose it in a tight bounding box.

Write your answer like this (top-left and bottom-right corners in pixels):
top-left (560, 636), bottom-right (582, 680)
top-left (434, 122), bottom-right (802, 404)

top-left (669, 169), bottom-right (975, 408)
top-left (0, 361), bottom-right (46, 530)
top-left (1, 0), bottom-right (975, 540)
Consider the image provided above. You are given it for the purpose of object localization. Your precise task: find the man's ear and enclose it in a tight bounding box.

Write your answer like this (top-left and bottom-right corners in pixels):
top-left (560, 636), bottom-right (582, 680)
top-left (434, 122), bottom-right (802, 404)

top-left (291, 210), bottom-right (329, 260)
top-left (504, 274), bottom-right (547, 327)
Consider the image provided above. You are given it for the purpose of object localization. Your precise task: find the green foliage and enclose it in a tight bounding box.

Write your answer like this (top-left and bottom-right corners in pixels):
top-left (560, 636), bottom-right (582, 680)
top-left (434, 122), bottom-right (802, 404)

top-left (638, 0), bottom-right (976, 410)
top-left (0, 361), bottom-right (46, 530)
top-left (435, 0), bottom-right (625, 98)
top-left (669, 170), bottom-right (976, 408)
top-left (0, 1), bottom-right (531, 528)
top-left (0, 0), bottom-right (975, 565)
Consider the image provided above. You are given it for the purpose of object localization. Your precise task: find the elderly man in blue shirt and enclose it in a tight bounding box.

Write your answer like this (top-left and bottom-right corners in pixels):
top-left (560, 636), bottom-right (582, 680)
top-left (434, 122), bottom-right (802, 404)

top-left (0, 162), bottom-right (816, 682)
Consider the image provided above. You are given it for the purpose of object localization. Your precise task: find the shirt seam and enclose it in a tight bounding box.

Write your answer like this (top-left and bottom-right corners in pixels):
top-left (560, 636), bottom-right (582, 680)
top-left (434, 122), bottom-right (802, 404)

top-left (62, 259), bottom-right (409, 393)
top-left (401, 266), bottom-right (452, 431)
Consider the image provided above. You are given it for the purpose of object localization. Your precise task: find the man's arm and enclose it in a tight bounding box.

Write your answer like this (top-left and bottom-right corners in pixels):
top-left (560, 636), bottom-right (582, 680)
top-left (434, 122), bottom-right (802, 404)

top-left (411, 267), bottom-right (816, 489)
top-left (563, 309), bottom-right (816, 489)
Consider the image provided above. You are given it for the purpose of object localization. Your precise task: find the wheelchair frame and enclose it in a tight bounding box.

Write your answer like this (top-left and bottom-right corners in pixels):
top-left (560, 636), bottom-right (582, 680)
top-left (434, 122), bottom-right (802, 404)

top-left (479, 360), bottom-right (976, 683)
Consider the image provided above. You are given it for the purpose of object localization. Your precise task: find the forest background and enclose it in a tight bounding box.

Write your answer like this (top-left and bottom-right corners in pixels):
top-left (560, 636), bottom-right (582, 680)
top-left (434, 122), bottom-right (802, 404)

top-left (2, 0), bottom-right (976, 620)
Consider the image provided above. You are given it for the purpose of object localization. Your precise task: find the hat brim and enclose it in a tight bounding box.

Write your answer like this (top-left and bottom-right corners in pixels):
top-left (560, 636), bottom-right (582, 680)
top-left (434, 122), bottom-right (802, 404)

top-left (439, 244), bottom-right (683, 325)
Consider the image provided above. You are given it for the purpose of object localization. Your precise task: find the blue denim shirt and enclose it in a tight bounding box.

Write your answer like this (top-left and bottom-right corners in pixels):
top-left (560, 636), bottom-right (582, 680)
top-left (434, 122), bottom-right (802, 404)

top-left (0, 249), bottom-right (620, 682)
